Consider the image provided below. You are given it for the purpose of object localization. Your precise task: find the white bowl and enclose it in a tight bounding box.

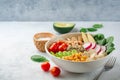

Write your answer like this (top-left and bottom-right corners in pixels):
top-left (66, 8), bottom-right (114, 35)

top-left (45, 32), bottom-right (112, 73)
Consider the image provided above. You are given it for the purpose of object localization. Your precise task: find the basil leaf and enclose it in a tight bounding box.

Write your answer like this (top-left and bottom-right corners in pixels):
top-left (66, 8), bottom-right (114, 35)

top-left (87, 28), bottom-right (97, 32)
top-left (31, 55), bottom-right (49, 62)
top-left (93, 24), bottom-right (103, 28)
top-left (106, 36), bottom-right (114, 43)
top-left (80, 28), bottom-right (87, 33)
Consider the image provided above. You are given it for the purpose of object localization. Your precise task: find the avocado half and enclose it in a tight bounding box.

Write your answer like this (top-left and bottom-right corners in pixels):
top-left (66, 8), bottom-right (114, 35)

top-left (53, 22), bottom-right (75, 34)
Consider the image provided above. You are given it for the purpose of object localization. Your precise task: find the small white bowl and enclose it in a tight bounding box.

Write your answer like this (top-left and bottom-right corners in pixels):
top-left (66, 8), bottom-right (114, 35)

top-left (45, 32), bottom-right (112, 73)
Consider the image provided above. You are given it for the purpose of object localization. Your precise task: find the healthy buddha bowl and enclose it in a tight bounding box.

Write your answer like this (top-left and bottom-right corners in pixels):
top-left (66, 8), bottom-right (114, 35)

top-left (45, 32), bottom-right (115, 73)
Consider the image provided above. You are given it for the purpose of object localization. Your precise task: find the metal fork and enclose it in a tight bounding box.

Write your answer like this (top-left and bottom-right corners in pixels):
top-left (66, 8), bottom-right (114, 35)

top-left (94, 57), bottom-right (116, 80)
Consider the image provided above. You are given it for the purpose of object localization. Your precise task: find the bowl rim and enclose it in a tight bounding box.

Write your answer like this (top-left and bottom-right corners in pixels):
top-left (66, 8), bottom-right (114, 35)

top-left (33, 32), bottom-right (55, 41)
top-left (45, 32), bottom-right (113, 63)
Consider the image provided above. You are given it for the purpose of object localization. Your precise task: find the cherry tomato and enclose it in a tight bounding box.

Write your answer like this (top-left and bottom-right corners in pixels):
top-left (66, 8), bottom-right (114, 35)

top-left (49, 41), bottom-right (68, 53)
top-left (58, 43), bottom-right (68, 51)
top-left (50, 66), bottom-right (61, 77)
top-left (49, 43), bottom-right (59, 52)
top-left (41, 62), bottom-right (50, 72)
top-left (56, 41), bottom-right (64, 45)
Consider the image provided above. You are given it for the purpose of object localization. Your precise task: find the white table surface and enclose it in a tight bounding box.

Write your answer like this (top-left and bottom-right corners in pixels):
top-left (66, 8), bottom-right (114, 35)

top-left (0, 22), bottom-right (120, 80)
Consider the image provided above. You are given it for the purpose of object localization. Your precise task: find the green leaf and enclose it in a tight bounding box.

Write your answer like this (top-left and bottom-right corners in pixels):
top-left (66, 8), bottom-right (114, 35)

top-left (106, 36), bottom-right (114, 43)
top-left (31, 55), bottom-right (49, 62)
top-left (97, 39), bottom-right (106, 45)
top-left (94, 34), bottom-right (105, 40)
top-left (106, 42), bottom-right (115, 54)
top-left (93, 24), bottom-right (103, 28)
top-left (106, 42), bottom-right (114, 47)
top-left (106, 47), bottom-right (115, 54)
top-left (80, 28), bottom-right (87, 33)
top-left (87, 28), bottom-right (97, 32)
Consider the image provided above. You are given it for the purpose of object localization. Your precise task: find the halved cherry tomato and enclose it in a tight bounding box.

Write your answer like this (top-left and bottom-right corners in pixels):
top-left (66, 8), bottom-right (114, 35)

top-left (58, 43), bottom-right (68, 51)
top-left (56, 41), bottom-right (64, 45)
top-left (49, 42), bottom-right (59, 53)
top-left (50, 66), bottom-right (61, 77)
top-left (49, 41), bottom-right (68, 53)
top-left (41, 62), bottom-right (50, 72)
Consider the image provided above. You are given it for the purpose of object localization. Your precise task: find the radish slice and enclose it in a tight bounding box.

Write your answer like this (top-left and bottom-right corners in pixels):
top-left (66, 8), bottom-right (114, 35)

top-left (83, 43), bottom-right (92, 50)
top-left (95, 45), bottom-right (101, 54)
top-left (98, 46), bottom-right (106, 55)
top-left (91, 43), bottom-right (96, 49)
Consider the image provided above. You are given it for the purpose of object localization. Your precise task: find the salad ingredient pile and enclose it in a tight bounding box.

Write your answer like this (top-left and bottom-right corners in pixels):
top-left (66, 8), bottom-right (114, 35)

top-left (49, 32), bottom-right (115, 62)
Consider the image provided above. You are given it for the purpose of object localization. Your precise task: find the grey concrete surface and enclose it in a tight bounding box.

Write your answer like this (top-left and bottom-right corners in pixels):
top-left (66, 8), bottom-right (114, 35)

top-left (0, 0), bottom-right (120, 21)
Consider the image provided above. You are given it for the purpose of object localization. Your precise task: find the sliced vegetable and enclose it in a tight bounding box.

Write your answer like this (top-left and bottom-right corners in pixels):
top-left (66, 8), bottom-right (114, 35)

top-left (93, 24), bottom-right (103, 28)
top-left (81, 32), bottom-right (89, 43)
top-left (83, 43), bottom-right (92, 50)
top-left (49, 42), bottom-right (59, 53)
top-left (98, 46), bottom-right (106, 55)
top-left (87, 33), bottom-right (96, 43)
top-left (31, 55), bottom-right (49, 62)
top-left (95, 45), bottom-right (101, 54)
top-left (49, 41), bottom-right (68, 53)
top-left (91, 43), bottom-right (96, 49)
top-left (58, 43), bottom-right (68, 51)
top-left (52, 49), bottom-right (77, 58)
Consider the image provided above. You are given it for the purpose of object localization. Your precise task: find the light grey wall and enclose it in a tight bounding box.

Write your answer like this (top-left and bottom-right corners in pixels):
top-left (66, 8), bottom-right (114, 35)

top-left (0, 0), bottom-right (120, 21)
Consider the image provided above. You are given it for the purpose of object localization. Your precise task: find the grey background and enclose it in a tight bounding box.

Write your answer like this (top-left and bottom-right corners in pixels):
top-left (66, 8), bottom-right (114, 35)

top-left (0, 0), bottom-right (120, 21)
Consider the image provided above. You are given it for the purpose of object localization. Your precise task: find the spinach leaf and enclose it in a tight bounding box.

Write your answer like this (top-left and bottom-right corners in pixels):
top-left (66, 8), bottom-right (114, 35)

top-left (94, 34), bottom-right (105, 40)
top-left (31, 55), bottom-right (49, 62)
top-left (93, 24), bottom-right (103, 28)
top-left (106, 47), bottom-right (115, 54)
top-left (87, 28), bottom-right (97, 32)
top-left (106, 42), bottom-right (115, 54)
top-left (106, 36), bottom-right (114, 43)
top-left (80, 28), bottom-right (87, 33)
top-left (106, 42), bottom-right (114, 47)
top-left (97, 39), bottom-right (106, 45)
